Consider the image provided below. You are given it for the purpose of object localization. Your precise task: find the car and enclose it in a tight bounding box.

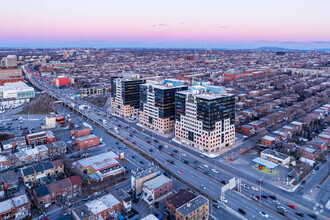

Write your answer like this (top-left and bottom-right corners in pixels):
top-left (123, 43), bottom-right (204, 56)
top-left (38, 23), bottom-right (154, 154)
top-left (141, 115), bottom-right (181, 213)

top-left (307, 213), bottom-right (317, 219)
top-left (164, 145), bottom-right (168, 148)
top-left (126, 138), bottom-right (129, 141)
top-left (129, 134), bottom-right (133, 137)
top-left (132, 142), bottom-right (136, 145)
top-left (158, 145), bottom-right (163, 150)
top-left (131, 155), bottom-right (136, 159)
top-left (154, 139), bottom-right (159, 143)
top-left (255, 195), bottom-right (262, 200)
top-left (83, 196), bottom-right (91, 201)
top-left (251, 186), bottom-right (259, 191)
top-left (155, 202), bottom-right (159, 208)
top-left (269, 195), bottom-right (276, 200)
top-left (238, 208), bottom-right (247, 215)
top-left (203, 171), bottom-right (209, 175)
top-left (277, 211), bottom-right (287, 216)
top-left (147, 141), bottom-right (151, 144)
top-left (277, 206), bottom-right (287, 212)
top-left (199, 154), bottom-right (205, 158)
top-left (194, 160), bottom-right (199, 164)
top-left (315, 167), bottom-right (319, 171)
top-left (115, 142), bottom-right (119, 145)
top-left (220, 197), bottom-right (228, 203)
top-left (213, 202), bottom-right (220, 209)
top-left (139, 161), bottom-right (144, 165)
top-left (170, 153), bottom-right (175, 157)
top-left (295, 212), bottom-right (305, 218)
top-left (148, 149), bottom-right (153, 152)
top-left (257, 180), bottom-right (264, 184)
top-left (163, 172), bottom-right (171, 178)
top-left (241, 183), bottom-right (250, 190)
top-left (259, 211), bottom-right (269, 218)
top-left (203, 164), bottom-right (209, 168)
top-left (167, 159), bottom-right (175, 164)
top-left (221, 180), bottom-right (227, 185)
top-left (251, 195), bottom-right (258, 201)
top-left (261, 195), bottom-right (268, 199)
top-left (178, 170), bottom-right (183, 174)
top-left (211, 168), bottom-right (219, 174)
top-left (173, 150), bottom-right (178, 153)
top-left (273, 200), bottom-right (281, 205)
top-left (125, 147), bottom-right (128, 151)
top-left (181, 153), bottom-right (186, 157)
top-left (183, 159), bottom-right (189, 164)
top-left (287, 204), bottom-right (296, 209)
top-left (200, 184), bottom-right (206, 190)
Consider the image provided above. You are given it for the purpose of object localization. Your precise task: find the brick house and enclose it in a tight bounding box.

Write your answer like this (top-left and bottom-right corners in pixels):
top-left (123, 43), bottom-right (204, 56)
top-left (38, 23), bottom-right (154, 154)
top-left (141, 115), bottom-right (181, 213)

top-left (52, 159), bottom-right (65, 175)
top-left (69, 175), bottom-right (83, 198)
top-left (261, 134), bottom-right (280, 147)
top-left (26, 132), bottom-right (47, 146)
top-left (45, 131), bottom-right (56, 144)
top-left (309, 138), bottom-right (328, 151)
top-left (248, 120), bottom-right (264, 131)
top-left (47, 182), bottom-right (62, 204)
top-left (33, 185), bottom-right (51, 208)
top-left (165, 189), bottom-right (197, 218)
top-left (74, 134), bottom-right (99, 151)
top-left (59, 178), bottom-right (72, 199)
top-left (142, 174), bottom-right (173, 205)
top-left (0, 194), bottom-right (31, 220)
top-left (0, 170), bottom-right (19, 197)
top-left (241, 125), bottom-right (255, 136)
top-left (300, 145), bottom-right (320, 160)
top-left (70, 127), bottom-right (91, 138)
top-left (47, 141), bottom-right (67, 157)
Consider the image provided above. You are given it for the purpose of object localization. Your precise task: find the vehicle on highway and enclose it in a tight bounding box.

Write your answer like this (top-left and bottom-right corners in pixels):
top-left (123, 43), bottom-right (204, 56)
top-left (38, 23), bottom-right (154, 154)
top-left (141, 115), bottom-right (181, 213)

top-left (251, 186), bottom-right (259, 191)
top-left (255, 195), bottom-right (262, 200)
top-left (131, 155), bottom-right (136, 159)
top-left (200, 184), bottom-right (206, 190)
top-left (312, 170), bottom-right (316, 174)
top-left (139, 161), bottom-right (144, 165)
top-left (241, 183), bottom-right (250, 190)
top-left (287, 204), bottom-right (296, 209)
top-left (181, 153), bottom-right (186, 157)
top-left (259, 211), bottom-right (269, 218)
top-left (163, 172), bottom-right (171, 178)
top-left (83, 196), bottom-right (91, 201)
top-left (125, 148), bottom-right (128, 151)
top-left (220, 197), bottom-right (228, 203)
top-left (203, 164), bottom-right (209, 168)
top-left (173, 150), bottom-right (178, 153)
top-left (261, 195), bottom-right (268, 199)
top-left (170, 153), bottom-right (175, 157)
top-left (277, 206), bottom-right (287, 212)
top-left (164, 145), bottom-right (168, 148)
top-left (167, 159), bottom-right (175, 164)
top-left (158, 145), bottom-right (163, 150)
top-left (238, 208), bottom-right (247, 215)
top-left (307, 213), bottom-right (317, 219)
top-left (148, 149), bottom-right (153, 153)
top-left (203, 171), bottom-right (209, 175)
top-left (211, 168), bottom-right (219, 174)
top-left (154, 139), bottom-right (159, 143)
top-left (277, 211), bottom-right (287, 216)
top-left (220, 180), bottom-right (227, 185)
top-left (132, 142), bottom-right (136, 145)
top-left (295, 212), bottom-right (305, 218)
top-left (213, 202), bottom-right (220, 209)
top-left (257, 180), bottom-right (264, 184)
top-left (251, 195), bottom-right (258, 201)
top-left (269, 195), bottom-right (276, 200)
top-left (183, 159), bottom-right (188, 164)
top-left (199, 154), bottom-right (205, 158)
top-left (273, 200), bottom-right (281, 205)
top-left (177, 169), bottom-right (183, 174)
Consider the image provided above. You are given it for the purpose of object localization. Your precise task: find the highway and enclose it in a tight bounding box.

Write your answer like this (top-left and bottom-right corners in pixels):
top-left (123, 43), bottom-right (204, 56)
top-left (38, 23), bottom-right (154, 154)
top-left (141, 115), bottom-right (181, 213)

top-left (23, 66), bottom-right (329, 219)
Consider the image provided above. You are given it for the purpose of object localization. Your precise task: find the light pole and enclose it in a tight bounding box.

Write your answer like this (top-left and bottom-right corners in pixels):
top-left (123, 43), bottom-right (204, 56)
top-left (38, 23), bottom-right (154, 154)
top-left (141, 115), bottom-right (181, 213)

top-left (259, 176), bottom-right (264, 206)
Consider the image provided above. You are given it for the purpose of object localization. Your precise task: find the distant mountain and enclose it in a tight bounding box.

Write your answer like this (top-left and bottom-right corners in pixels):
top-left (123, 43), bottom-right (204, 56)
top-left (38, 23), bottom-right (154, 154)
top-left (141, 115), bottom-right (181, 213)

top-left (256, 47), bottom-right (297, 51)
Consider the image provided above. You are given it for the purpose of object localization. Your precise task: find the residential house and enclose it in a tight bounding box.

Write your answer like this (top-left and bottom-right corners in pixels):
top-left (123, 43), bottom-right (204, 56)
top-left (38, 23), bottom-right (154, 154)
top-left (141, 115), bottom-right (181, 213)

top-left (142, 174), bottom-right (173, 205)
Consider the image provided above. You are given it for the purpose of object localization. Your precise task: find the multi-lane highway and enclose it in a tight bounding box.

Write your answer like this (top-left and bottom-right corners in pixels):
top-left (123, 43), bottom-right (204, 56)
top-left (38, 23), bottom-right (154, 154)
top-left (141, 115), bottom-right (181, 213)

top-left (23, 65), bottom-right (329, 220)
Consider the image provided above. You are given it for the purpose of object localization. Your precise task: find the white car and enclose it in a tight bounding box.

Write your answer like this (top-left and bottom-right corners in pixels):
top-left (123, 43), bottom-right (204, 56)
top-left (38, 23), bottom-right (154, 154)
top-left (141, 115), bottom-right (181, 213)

top-left (273, 200), bottom-right (281, 205)
top-left (251, 186), bottom-right (259, 192)
top-left (312, 170), bottom-right (316, 175)
top-left (241, 183), bottom-right (250, 190)
top-left (251, 195), bottom-right (258, 201)
top-left (182, 153), bottom-right (186, 157)
top-left (259, 211), bottom-right (269, 218)
top-left (164, 145), bottom-right (168, 148)
top-left (211, 169), bottom-right (219, 174)
top-left (203, 164), bottom-right (209, 168)
top-left (220, 197), bottom-right (228, 203)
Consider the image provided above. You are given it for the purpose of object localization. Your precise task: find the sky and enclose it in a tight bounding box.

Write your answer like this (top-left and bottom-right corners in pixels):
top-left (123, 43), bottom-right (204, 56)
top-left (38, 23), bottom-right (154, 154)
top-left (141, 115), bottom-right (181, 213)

top-left (0, 0), bottom-right (330, 49)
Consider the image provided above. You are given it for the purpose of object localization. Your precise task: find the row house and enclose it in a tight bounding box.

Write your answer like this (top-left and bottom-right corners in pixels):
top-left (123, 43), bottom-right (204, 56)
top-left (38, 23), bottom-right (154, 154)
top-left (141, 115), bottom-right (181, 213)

top-left (309, 138), bottom-right (328, 151)
top-left (21, 159), bottom-right (64, 187)
top-left (273, 128), bottom-right (291, 141)
top-left (33, 175), bottom-right (82, 208)
top-left (15, 145), bottom-right (49, 166)
top-left (26, 131), bottom-right (55, 146)
top-left (142, 174), bottom-right (173, 205)
top-left (0, 194), bottom-right (31, 220)
top-left (70, 127), bottom-right (91, 138)
top-left (241, 125), bottom-right (255, 136)
top-left (0, 170), bottom-right (18, 197)
top-left (263, 102), bottom-right (275, 110)
top-left (317, 132), bottom-right (330, 146)
top-left (46, 141), bottom-right (67, 157)
top-left (261, 134), bottom-right (280, 147)
top-left (248, 120), bottom-right (264, 131)
top-left (1, 136), bottom-right (26, 152)
top-left (282, 124), bottom-right (299, 135)
top-left (300, 145), bottom-right (320, 160)
top-left (253, 106), bottom-right (265, 114)
top-left (72, 193), bottom-right (122, 220)
top-left (74, 134), bottom-right (99, 151)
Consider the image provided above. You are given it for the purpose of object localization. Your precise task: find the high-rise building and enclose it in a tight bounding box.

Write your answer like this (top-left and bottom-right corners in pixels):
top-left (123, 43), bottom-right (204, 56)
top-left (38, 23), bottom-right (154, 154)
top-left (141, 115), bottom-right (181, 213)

top-left (139, 79), bottom-right (188, 134)
top-left (110, 76), bottom-right (146, 118)
top-left (174, 86), bottom-right (235, 155)
top-left (1, 55), bottom-right (17, 69)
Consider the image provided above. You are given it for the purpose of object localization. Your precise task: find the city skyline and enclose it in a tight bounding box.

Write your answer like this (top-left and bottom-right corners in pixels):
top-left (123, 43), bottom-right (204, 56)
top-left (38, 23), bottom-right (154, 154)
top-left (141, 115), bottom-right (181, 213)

top-left (1, 0), bottom-right (330, 49)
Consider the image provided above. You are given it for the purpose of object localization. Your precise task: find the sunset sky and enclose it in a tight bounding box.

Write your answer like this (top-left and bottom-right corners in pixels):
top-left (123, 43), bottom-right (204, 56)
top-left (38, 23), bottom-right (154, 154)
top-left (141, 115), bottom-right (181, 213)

top-left (1, 0), bottom-right (330, 49)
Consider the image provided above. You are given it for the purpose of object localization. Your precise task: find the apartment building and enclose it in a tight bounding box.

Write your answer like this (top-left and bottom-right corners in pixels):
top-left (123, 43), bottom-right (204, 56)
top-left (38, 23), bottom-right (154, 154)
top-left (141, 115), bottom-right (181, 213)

top-left (174, 86), bottom-right (235, 155)
top-left (0, 194), bottom-right (31, 220)
top-left (176, 196), bottom-right (209, 220)
top-left (139, 79), bottom-right (188, 134)
top-left (110, 76), bottom-right (146, 118)
top-left (74, 134), bottom-right (99, 151)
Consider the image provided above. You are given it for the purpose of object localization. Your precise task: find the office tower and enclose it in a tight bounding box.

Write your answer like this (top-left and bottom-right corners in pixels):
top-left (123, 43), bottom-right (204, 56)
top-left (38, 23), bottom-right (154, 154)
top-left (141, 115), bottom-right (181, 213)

top-left (139, 79), bottom-right (188, 134)
top-left (175, 86), bottom-right (235, 155)
top-left (110, 75), bottom-right (146, 118)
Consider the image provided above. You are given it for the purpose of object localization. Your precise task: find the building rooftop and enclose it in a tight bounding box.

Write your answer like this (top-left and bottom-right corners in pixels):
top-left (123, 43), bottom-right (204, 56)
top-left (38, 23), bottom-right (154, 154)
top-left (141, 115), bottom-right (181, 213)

top-left (22, 167), bottom-right (35, 176)
top-left (166, 189), bottom-right (196, 209)
top-left (75, 134), bottom-right (98, 142)
top-left (86, 199), bottom-right (108, 215)
top-left (112, 189), bottom-right (131, 203)
top-left (72, 204), bottom-right (93, 219)
top-left (0, 169), bottom-right (18, 184)
top-left (11, 194), bottom-right (30, 207)
top-left (99, 194), bottom-right (120, 209)
top-left (0, 199), bottom-right (14, 213)
top-left (252, 157), bottom-right (279, 170)
top-left (143, 174), bottom-right (172, 190)
top-left (132, 166), bottom-right (160, 179)
top-left (77, 151), bottom-right (119, 171)
top-left (261, 149), bottom-right (290, 160)
top-left (34, 185), bottom-right (50, 198)
top-left (141, 214), bottom-right (159, 220)
top-left (176, 195), bottom-right (208, 217)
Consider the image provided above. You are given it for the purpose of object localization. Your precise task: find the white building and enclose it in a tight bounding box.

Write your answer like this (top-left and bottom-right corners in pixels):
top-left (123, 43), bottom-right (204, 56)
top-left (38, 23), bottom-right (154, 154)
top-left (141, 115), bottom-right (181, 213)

top-left (174, 86), bottom-right (235, 155)
top-left (0, 82), bottom-right (35, 107)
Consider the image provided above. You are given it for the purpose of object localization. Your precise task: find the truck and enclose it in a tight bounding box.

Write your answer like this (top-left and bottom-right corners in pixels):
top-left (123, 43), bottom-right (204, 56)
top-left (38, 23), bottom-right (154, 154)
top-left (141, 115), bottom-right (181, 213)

top-left (83, 122), bottom-right (93, 130)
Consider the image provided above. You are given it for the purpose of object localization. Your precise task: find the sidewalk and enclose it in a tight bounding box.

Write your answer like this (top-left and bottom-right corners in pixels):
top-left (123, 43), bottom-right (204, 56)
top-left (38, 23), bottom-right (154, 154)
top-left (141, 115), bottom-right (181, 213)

top-left (137, 123), bottom-right (174, 139)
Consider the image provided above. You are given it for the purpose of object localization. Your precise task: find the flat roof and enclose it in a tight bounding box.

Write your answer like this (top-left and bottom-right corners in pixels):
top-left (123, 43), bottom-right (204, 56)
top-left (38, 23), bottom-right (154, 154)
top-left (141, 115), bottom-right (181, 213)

top-left (261, 149), bottom-right (289, 160)
top-left (262, 135), bottom-right (276, 141)
top-left (143, 174), bottom-right (171, 190)
top-left (176, 195), bottom-right (208, 217)
top-left (75, 134), bottom-right (98, 142)
top-left (252, 157), bottom-right (278, 169)
top-left (0, 199), bottom-right (14, 213)
top-left (141, 214), bottom-right (159, 220)
top-left (77, 151), bottom-right (119, 171)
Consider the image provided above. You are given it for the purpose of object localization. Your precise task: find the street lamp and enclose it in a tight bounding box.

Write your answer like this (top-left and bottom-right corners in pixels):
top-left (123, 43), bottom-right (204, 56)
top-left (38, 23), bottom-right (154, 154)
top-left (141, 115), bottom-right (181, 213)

top-left (259, 176), bottom-right (264, 206)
